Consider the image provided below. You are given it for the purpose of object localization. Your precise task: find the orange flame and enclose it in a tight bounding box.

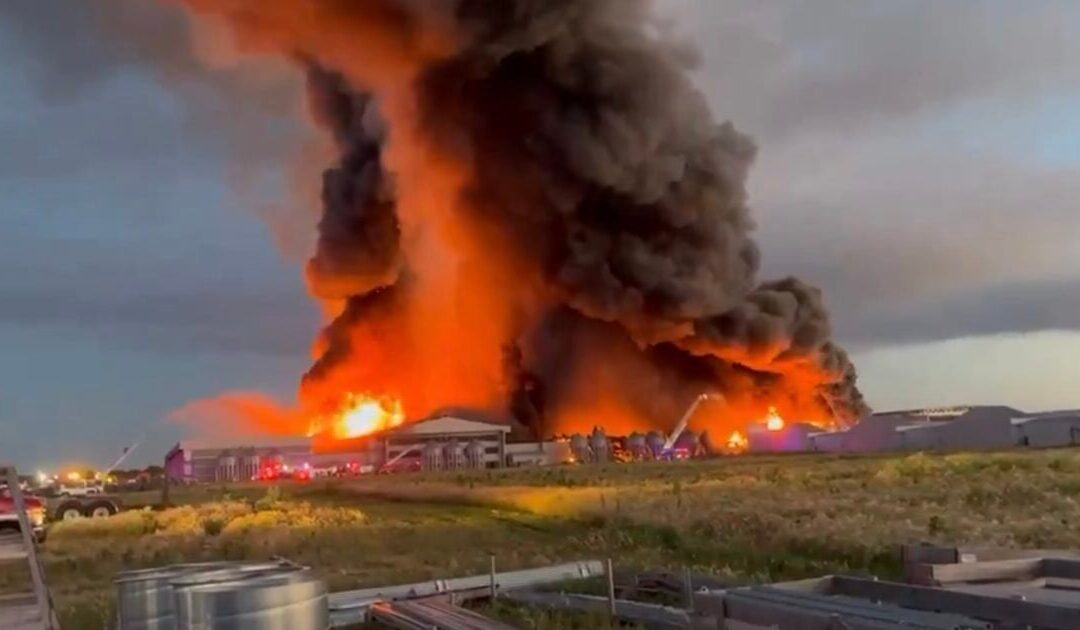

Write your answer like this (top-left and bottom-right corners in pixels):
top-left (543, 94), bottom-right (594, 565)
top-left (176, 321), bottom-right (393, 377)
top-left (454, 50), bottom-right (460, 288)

top-left (311, 393), bottom-right (405, 440)
top-left (765, 406), bottom-right (785, 432)
top-left (726, 430), bottom-right (748, 451)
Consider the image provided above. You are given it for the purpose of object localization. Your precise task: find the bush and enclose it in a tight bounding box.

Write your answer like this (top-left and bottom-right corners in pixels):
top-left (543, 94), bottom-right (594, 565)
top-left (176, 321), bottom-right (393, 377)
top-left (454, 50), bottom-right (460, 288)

top-left (255, 485), bottom-right (283, 511)
top-left (202, 518), bottom-right (225, 537)
top-left (874, 453), bottom-right (940, 484)
top-left (49, 510), bottom-right (154, 540)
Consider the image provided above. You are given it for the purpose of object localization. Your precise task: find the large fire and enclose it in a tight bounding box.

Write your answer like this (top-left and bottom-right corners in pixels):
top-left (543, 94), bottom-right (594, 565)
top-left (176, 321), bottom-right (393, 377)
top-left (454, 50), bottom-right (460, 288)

top-left (164, 0), bottom-right (869, 446)
top-left (310, 393), bottom-right (405, 440)
top-left (765, 406), bottom-right (785, 432)
top-left (726, 430), bottom-right (748, 451)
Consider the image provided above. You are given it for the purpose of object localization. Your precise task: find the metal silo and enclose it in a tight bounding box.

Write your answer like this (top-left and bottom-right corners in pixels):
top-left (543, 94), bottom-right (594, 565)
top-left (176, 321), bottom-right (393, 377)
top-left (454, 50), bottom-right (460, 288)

top-left (569, 434), bottom-right (590, 463)
top-left (240, 452), bottom-right (260, 481)
top-left (443, 439), bottom-right (463, 470)
top-left (645, 431), bottom-right (664, 458)
top-left (698, 430), bottom-right (715, 455)
top-left (626, 432), bottom-right (647, 459)
top-left (216, 452), bottom-right (237, 483)
top-left (465, 440), bottom-right (485, 469)
top-left (589, 428), bottom-right (609, 463)
top-left (422, 442), bottom-right (443, 471)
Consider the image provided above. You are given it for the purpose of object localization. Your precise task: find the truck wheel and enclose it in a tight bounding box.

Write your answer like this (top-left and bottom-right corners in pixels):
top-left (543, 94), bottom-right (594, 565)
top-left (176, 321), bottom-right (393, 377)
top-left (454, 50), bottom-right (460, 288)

top-left (57, 501), bottom-right (83, 520)
top-left (85, 501), bottom-right (117, 518)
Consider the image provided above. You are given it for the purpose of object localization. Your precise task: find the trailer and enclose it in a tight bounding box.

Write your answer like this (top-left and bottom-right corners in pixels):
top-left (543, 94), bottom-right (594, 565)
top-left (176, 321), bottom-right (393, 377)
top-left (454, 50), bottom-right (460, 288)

top-left (47, 494), bottom-right (123, 521)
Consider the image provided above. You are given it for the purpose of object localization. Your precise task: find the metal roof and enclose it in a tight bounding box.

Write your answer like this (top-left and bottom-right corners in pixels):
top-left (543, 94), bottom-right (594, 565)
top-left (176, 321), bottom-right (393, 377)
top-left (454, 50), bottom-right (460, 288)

top-left (171, 436), bottom-right (312, 452)
top-left (383, 416), bottom-right (511, 437)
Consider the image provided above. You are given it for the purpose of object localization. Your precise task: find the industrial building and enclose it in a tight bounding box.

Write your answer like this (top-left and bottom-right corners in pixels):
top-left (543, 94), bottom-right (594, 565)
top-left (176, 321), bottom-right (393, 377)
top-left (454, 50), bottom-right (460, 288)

top-left (1014, 411), bottom-right (1080, 448)
top-left (166, 415), bottom-right (570, 483)
top-left (165, 437), bottom-right (314, 483)
top-left (751, 405), bottom-right (1080, 454)
top-left (166, 404), bottom-right (1080, 481)
top-left (747, 421), bottom-right (819, 454)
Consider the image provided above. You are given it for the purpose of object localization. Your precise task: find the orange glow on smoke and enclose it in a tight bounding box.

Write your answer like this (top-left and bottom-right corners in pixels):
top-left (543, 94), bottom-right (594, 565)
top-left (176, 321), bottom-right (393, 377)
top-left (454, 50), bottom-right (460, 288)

top-left (310, 392), bottom-right (405, 440)
top-left (165, 2), bottom-right (860, 444)
top-left (182, 0), bottom-right (523, 434)
top-left (168, 391), bottom-right (305, 440)
top-left (765, 406), bottom-right (785, 431)
top-left (295, 86), bottom-right (540, 430)
top-left (553, 394), bottom-right (653, 438)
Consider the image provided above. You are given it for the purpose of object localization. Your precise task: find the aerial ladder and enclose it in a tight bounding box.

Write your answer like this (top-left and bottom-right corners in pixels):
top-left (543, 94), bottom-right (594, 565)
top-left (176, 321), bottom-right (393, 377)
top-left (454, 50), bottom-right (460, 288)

top-left (662, 392), bottom-right (723, 454)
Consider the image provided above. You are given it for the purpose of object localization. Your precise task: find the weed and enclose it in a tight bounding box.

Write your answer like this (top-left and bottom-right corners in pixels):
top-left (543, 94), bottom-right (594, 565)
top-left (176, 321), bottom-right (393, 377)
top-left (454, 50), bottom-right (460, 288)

top-left (14, 447), bottom-right (1080, 629)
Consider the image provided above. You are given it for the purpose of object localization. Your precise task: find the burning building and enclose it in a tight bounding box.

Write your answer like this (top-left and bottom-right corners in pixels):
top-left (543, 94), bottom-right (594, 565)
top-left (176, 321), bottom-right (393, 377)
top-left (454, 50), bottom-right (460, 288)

top-left (165, 0), bottom-right (868, 445)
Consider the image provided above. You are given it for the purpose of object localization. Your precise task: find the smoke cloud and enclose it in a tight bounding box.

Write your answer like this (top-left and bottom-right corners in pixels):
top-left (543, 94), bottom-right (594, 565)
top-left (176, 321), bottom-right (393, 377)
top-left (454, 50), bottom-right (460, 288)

top-left (169, 0), bottom-right (868, 435)
top-left (168, 390), bottom-right (303, 440)
top-left (303, 65), bottom-right (401, 301)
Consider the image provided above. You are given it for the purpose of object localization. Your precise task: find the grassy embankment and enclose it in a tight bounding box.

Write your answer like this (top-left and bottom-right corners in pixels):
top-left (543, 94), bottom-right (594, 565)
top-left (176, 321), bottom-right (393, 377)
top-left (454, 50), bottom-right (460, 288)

top-left (6, 448), bottom-right (1080, 628)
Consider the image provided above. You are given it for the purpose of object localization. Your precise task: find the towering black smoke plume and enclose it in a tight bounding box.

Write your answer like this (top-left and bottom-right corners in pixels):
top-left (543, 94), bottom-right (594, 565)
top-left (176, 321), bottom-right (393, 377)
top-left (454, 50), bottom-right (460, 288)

top-left (303, 65), bottom-right (399, 302)
top-left (174, 0), bottom-right (869, 433)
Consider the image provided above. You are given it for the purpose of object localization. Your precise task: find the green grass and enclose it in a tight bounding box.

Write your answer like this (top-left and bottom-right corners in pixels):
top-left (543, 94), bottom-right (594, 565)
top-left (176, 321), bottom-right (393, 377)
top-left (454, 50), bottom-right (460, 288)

top-left (478, 600), bottom-right (643, 629)
top-left (6, 448), bottom-right (1080, 628)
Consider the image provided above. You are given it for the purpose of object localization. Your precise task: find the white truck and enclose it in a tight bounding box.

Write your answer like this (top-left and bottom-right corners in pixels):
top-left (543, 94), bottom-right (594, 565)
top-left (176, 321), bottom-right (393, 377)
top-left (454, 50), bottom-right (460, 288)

top-left (56, 480), bottom-right (103, 497)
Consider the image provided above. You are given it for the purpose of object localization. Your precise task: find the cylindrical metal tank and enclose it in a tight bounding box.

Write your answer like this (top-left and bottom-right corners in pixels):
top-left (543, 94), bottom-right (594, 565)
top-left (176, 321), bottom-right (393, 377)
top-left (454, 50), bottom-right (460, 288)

top-left (443, 439), bottom-right (462, 470)
top-left (216, 454), bottom-right (237, 483)
top-left (626, 432), bottom-right (646, 459)
top-left (240, 454), bottom-right (260, 482)
top-left (174, 570), bottom-right (327, 630)
top-left (645, 431), bottom-right (665, 458)
top-left (115, 562), bottom-right (241, 630)
top-left (465, 440), bottom-right (484, 469)
top-left (422, 442), bottom-right (443, 471)
top-left (569, 434), bottom-right (590, 463)
top-left (698, 430), bottom-right (714, 454)
top-left (170, 565), bottom-right (323, 630)
top-left (169, 563), bottom-right (301, 591)
top-left (589, 428), bottom-right (609, 463)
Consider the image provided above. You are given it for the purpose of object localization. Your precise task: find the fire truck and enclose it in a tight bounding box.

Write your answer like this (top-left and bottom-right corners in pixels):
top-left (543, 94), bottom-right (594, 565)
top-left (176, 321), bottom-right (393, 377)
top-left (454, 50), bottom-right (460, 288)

top-left (0, 485), bottom-right (46, 540)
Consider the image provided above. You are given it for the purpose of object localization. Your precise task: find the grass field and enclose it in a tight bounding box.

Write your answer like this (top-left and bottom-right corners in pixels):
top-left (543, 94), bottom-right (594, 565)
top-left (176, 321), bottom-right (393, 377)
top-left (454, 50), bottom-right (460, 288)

top-left (6, 448), bottom-right (1080, 628)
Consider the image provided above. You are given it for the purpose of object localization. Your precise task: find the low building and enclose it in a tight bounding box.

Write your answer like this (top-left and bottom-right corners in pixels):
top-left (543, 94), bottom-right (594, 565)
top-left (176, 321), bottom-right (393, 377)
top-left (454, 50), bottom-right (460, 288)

top-left (505, 440), bottom-right (573, 466)
top-left (165, 437), bottom-right (315, 483)
top-left (747, 422), bottom-right (819, 453)
top-left (375, 416), bottom-right (512, 470)
top-left (806, 429), bottom-right (848, 453)
top-left (1013, 412), bottom-right (1080, 448)
top-left (167, 414), bottom-right (543, 482)
top-left (808, 405), bottom-right (1080, 454)
top-left (895, 406), bottom-right (1024, 451)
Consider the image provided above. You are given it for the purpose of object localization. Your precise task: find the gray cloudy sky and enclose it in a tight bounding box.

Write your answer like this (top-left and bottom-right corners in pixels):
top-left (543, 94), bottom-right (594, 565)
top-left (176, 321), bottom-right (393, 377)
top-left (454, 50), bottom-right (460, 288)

top-left (2, 0), bottom-right (1080, 470)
